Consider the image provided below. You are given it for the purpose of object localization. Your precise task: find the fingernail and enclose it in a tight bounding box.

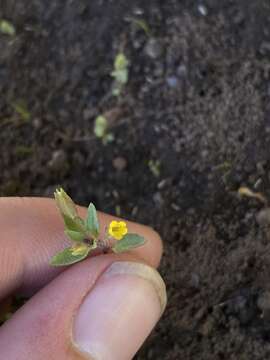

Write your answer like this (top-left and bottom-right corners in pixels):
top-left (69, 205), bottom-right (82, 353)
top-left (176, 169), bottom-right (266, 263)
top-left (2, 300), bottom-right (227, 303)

top-left (72, 261), bottom-right (167, 360)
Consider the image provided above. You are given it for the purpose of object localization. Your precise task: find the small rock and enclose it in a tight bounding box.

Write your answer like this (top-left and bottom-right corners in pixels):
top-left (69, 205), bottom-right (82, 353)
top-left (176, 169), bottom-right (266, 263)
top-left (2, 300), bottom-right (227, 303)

top-left (198, 4), bottom-right (208, 16)
top-left (132, 7), bottom-right (144, 15)
top-left (113, 157), bottom-right (127, 171)
top-left (32, 118), bottom-right (42, 129)
top-left (145, 38), bottom-right (163, 59)
top-left (83, 108), bottom-right (93, 121)
top-left (48, 150), bottom-right (68, 171)
top-left (166, 76), bottom-right (178, 88)
top-left (157, 178), bottom-right (169, 190)
top-left (201, 316), bottom-right (215, 336)
top-left (233, 10), bottom-right (245, 25)
top-left (257, 291), bottom-right (270, 319)
top-left (177, 64), bottom-right (188, 78)
top-left (190, 273), bottom-right (200, 289)
top-left (153, 192), bottom-right (163, 206)
top-left (256, 208), bottom-right (270, 226)
top-left (171, 203), bottom-right (180, 211)
top-left (260, 42), bottom-right (270, 55)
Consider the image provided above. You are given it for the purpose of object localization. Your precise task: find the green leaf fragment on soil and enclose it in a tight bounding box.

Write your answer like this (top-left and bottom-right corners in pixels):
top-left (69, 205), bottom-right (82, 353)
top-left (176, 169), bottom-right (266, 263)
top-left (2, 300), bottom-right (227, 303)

top-left (86, 203), bottom-right (99, 238)
top-left (50, 246), bottom-right (91, 266)
top-left (111, 69), bottom-right (128, 85)
top-left (12, 102), bottom-right (31, 122)
top-left (94, 115), bottom-right (108, 138)
top-left (0, 20), bottom-right (16, 36)
top-left (112, 233), bottom-right (146, 253)
top-left (132, 19), bottom-right (150, 35)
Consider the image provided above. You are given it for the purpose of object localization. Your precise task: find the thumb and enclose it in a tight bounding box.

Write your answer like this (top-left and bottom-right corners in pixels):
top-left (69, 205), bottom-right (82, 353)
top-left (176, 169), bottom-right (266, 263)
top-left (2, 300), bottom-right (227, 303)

top-left (0, 255), bottom-right (167, 360)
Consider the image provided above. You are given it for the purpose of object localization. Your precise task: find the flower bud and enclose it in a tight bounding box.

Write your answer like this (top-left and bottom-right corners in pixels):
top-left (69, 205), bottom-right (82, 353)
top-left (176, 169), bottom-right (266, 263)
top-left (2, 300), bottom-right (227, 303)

top-left (54, 188), bottom-right (78, 220)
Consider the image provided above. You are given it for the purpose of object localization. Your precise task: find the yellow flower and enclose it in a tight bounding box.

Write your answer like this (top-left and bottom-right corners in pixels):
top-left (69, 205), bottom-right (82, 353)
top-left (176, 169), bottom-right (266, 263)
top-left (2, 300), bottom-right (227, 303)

top-left (108, 220), bottom-right (128, 240)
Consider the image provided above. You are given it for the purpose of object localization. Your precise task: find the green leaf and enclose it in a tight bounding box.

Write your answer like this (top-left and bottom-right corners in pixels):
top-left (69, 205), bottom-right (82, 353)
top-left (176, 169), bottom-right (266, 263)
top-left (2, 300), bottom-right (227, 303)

top-left (11, 101), bottom-right (31, 123)
top-left (63, 215), bottom-right (86, 233)
top-left (114, 53), bottom-right (129, 71)
top-left (111, 53), bottom-right (129, 97)
top-left (50, 245), bottom-right (91, 266)
top-left (54, 188), bottom-right (78, 220)
top-left (0, 20), bottom-right (16, 36)
top-left (131, 19), bottom-right (150, 36)
top-left (64, 229), bottom-right (85, 242)
top-left (111, 69), bottom-right (128, 85)
top-left (86, 203), bottom-right (99, 238)
top-left (94, 115), bottom-right (108, 138)
top-left (112, 233), bottom-right (145, 253)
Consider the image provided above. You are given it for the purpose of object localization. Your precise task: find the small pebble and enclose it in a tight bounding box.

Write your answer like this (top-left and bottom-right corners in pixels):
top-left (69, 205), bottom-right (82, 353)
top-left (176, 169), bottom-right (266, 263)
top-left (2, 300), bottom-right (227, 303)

top-left (133, 7), bottom-right (144, 15)
top-left (260, 42), bottom-right (270, 55)
top-left (171, 203), bottom-right (180, 211)
top-left (257, 291), bottom-right (270, 315)
top-left (166, 76), bottom-right (178, 88)
top-left (198, 4), bottom-right (208, 16)
top-left (153, 192), bottom-right (163, 206)
top-left (32, 118), bottom-right (42, 129)
top-left (48, 150), bottom-right (67, 171)
top-left (83, 108), bottom-right (93, 121)
top-left (177, 64), bottom-right (188, 78)
top-left (145, 38), bottom-right (163, 59)
top-left (190, 273), bottom-right (200, 289)
top-left (257, 291), bottom-right (270, 320)
top-left (113, 157), bottom-right (127, 171)
top-left (256, 208), bottom-right (270, 226)
top-left (158, 178), bottom-right (169, 190)
top-left (201, 316), bottom-right (215, 336)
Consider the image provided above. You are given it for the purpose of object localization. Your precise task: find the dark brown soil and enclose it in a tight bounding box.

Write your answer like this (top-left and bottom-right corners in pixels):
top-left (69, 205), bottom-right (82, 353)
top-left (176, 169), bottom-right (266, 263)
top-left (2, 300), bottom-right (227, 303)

top-left (2, 0), bottom-right (270, 358)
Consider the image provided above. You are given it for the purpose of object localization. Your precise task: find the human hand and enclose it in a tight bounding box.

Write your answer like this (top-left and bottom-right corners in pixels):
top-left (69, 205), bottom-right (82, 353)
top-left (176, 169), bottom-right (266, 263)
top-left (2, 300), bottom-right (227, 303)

top-left (0, 197), bottom-right (166, 360)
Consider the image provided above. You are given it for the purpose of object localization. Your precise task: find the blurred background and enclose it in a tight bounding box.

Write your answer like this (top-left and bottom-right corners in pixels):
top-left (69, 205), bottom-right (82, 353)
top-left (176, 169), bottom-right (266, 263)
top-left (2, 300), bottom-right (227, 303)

top-left (1, 1), bottom-right (270, 359)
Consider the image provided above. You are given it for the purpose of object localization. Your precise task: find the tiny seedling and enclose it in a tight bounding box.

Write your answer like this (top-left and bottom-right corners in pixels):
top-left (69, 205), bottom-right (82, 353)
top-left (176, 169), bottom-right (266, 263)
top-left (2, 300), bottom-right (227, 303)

top-left (12, 101), bottom-right (31, 123)
top-left (111, 53), bottom-right (129, 96)
top-left (148, 160), bottom-right (161, 178)
top-left (94, 115), bottom-right (114, 144)
top-left (15, 145), bottom-right (33, 157)
top-left (0, 20), bottom-right (16, 36)
top-left (130, 18), bottom-right (150, 36)
top-left (50, 188), bottom-right (146, 266)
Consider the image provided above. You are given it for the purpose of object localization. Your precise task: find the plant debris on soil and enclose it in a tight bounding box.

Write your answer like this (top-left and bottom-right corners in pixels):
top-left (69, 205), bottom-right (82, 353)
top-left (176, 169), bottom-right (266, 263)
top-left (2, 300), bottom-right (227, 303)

top-left (1, 0), bottom-right (270, 359)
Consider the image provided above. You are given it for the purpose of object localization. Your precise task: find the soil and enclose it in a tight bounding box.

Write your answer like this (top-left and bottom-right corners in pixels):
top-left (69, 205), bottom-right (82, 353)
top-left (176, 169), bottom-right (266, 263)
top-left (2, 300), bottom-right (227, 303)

top-left (1, 0), bottom-right (270, 358)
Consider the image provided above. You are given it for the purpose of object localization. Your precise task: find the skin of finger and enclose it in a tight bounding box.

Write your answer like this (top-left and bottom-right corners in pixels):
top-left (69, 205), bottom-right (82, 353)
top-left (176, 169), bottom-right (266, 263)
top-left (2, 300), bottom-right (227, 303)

top-left (0, 197), bottom-right (162, 299)
top-left (0, 254), bottom-right (156, 360)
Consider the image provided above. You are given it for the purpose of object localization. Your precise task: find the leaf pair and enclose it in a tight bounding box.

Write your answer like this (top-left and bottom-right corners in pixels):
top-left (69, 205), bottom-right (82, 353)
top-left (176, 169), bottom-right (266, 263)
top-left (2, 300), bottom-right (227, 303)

top-left (94, 115), bottom-right (114, 144)
top-left (111, 53), bottom-right (129, 96)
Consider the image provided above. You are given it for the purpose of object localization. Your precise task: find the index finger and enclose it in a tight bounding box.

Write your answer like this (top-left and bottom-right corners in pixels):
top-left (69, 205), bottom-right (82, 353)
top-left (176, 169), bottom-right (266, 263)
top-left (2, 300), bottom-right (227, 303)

top-left (0, 197), bottom-right (163, 300)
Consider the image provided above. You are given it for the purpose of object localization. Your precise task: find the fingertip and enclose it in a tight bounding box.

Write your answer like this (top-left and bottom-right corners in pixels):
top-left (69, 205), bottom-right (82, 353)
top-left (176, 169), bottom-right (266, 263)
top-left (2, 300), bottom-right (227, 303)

top-left (132, 226), bottom-right (163, 268)
top-left (0, 256), bottom-right (167, 360)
